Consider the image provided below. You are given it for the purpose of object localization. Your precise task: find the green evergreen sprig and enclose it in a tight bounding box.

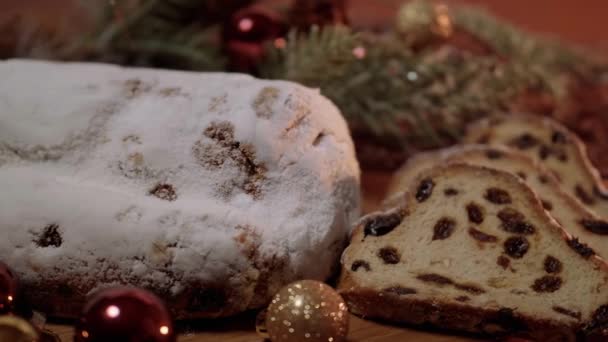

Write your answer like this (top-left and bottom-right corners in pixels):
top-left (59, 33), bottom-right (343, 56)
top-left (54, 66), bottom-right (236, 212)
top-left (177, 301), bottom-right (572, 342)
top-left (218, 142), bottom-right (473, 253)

top-left (259, 0), bottom-right (607, 150)
top-left (260, 25), bottom-right (546, 149)
top-left (80, 0), bottom-right (226, 69)
top-left (2, 0), bottom-right (606, 152)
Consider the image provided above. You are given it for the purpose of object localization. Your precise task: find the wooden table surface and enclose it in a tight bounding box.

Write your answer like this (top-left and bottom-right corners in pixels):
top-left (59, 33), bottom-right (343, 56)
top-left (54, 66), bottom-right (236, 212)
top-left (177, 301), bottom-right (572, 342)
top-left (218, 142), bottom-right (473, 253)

top-left (47, 316), bottom-right (478, 342)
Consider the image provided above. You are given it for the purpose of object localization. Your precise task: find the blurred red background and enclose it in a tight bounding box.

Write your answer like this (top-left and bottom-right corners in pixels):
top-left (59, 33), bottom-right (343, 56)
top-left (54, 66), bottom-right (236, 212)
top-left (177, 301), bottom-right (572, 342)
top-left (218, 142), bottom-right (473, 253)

top-left (2, 0), bottom-right (608, 55)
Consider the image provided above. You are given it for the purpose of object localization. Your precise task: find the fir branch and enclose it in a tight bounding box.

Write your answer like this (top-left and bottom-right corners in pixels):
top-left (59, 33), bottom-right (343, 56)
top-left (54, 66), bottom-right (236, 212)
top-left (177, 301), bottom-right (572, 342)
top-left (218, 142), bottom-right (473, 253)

top-left (395, 0), bottom-right (608, 99)
top-left (10, 0), bottom-right (228, 69)
top-left (114, 38), bottom-right (223, 69)
top-left (262, 26), bottom-right (359, 83)
top-left (96, 0), bottom-right (160, 49)
top-left (261, 20), bottom-right (583, 150)
top-left (3, 0), bottom-right (606, 155)
top-left (85, 0), bottom-right (226, 69)
top-left (262, 27), bottom-right (459, 148)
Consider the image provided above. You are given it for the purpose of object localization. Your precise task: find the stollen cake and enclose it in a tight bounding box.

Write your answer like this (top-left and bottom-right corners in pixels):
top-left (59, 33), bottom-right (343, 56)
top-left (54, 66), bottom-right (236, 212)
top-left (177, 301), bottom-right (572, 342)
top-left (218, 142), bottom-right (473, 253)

top-left (385, 145), bottom-right (608, 260)
top-left (0, 60), bottom-right (361, 318)
top-left (340, 164), bottom-right (608, 341)
top-left (464, 114), bottom-right (608, 219)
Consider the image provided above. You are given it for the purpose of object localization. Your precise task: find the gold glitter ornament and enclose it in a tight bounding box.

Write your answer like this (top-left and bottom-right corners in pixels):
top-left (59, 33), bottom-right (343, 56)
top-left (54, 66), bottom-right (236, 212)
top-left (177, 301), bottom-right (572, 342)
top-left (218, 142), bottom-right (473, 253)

top-left (0, 315), bottom-right (39, 342)
top-left (265, 280), bottom-right (349, 342)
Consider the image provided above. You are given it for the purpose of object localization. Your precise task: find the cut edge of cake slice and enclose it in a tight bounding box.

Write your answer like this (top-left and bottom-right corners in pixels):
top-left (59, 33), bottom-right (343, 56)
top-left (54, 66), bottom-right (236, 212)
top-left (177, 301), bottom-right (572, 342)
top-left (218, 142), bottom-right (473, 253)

top-left (463, 114), bottom-right (608, 217)
top-left (384, 146), bottom-right (464, 207)
top-left (340, 163), bottom-right (608, 341)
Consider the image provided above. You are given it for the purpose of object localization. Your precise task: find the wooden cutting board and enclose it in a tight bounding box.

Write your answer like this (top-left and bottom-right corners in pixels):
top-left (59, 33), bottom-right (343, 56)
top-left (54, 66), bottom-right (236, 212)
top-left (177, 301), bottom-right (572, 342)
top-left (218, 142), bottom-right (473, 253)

top-left (46, 171), bottom-right (486, 341)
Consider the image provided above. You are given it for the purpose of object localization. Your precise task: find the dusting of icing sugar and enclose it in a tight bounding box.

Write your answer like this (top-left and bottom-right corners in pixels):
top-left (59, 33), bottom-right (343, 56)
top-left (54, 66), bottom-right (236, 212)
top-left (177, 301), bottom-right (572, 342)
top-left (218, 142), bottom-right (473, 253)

top-left (192, 121), bottom-right (267, 199)
top-left (0, 59), bottom-right (360, 317)
top-left (208, 94), bottom-right (228, 113)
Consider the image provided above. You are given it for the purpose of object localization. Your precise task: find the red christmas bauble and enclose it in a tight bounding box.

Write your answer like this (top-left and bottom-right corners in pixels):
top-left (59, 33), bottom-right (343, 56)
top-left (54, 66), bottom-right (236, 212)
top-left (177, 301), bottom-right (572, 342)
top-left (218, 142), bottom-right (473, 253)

top-left (74, 287), bottom-right (175, 342)
top-left (222, 8), bottom-right (287, 72)
top-left (0, 262), bottom-right (18, 315)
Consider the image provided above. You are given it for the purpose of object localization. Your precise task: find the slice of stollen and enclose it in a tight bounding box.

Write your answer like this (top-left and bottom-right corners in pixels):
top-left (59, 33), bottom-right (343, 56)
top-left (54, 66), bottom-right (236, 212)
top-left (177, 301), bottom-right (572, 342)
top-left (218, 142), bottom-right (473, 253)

top-left (386, 145), bottom-right (608, 260)
top-left (385, 146), bottom-right (464, 205)
top-left (340, 164), bottom-right (608, 341)
top-left (385, 148), bottom-right (449, 204)
top-left (464, 114), bottom-right (608, 218)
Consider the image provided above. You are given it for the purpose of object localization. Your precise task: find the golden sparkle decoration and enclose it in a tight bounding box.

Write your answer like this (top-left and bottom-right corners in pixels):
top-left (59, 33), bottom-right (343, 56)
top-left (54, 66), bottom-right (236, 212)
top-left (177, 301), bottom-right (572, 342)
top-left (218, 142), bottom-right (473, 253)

top-left (0, 315), bottom-right (39, 342)
top-left (264, 280), bottom-right (349, 342)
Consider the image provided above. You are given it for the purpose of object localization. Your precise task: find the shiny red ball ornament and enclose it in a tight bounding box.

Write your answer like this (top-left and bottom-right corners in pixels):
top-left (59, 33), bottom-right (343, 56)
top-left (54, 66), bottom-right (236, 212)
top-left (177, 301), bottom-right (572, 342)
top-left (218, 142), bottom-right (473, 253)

top-left (222, 8), bottom-right (287, 73)
top-left (0, 262), bottom-right (18, 314)
top-left (74, 287), bottom-right (175, 342)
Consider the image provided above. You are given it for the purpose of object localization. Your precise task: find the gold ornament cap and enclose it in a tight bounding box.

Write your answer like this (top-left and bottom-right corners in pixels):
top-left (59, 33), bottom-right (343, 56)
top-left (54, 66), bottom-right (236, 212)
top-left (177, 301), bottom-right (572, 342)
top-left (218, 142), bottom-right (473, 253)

top-left (265, 280), bottom-right (349, 342)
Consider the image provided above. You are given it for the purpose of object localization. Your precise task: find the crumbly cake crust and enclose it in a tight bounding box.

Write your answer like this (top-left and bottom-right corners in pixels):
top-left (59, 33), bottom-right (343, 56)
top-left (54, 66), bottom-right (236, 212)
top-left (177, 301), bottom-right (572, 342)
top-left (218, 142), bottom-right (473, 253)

top-left (0, 60), bottom-right (360, 318)
top-left (340, 164), bottom-right (608, 341)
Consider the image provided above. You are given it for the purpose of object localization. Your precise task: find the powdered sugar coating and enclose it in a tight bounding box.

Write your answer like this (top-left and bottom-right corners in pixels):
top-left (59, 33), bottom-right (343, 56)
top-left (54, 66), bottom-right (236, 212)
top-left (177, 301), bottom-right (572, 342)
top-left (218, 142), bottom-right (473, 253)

top-left (0, 60), bottom-right (360, 318)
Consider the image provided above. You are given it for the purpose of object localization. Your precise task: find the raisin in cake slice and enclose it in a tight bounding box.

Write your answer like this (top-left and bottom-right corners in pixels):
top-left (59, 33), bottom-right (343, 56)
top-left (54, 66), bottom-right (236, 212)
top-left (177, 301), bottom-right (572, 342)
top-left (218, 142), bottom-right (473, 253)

top-left (464, 114), bottom-right (608, 218)
top-left (386, 145), bottom-right (608, 260)
top-left (340, 164), bottom-right (608, 341)
top-left (385, 146), bottom-right (461, 205)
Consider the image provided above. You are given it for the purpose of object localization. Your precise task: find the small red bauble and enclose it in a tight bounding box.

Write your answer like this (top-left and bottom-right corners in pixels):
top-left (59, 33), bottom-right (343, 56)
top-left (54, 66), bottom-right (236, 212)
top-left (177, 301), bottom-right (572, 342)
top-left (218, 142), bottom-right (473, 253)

top-left (74, 287), bottom-right (175, 342)
top-left (222, 8), bottom-right (287, 72)
top-left (0, 262), bottom-right (18, 315)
